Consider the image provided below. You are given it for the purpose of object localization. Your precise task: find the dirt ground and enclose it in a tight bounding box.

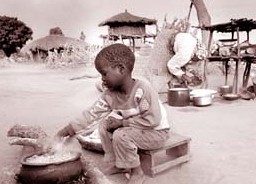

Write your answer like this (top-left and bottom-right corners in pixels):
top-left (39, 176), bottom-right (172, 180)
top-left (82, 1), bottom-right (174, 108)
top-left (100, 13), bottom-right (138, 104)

top-left (0, 62), bottom-right (256, 184)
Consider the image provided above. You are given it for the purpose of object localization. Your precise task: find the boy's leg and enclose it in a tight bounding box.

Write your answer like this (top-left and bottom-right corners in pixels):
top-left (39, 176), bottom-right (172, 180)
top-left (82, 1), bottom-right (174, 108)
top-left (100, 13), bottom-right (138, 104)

top-left (98, 119), bottom-right (115, 163)
top-left (98, 119), bottom-right (130, 175)
top-left (113, 127), bottom-right (169, 169)
top-left (112, 127), bottom-right (169, 183)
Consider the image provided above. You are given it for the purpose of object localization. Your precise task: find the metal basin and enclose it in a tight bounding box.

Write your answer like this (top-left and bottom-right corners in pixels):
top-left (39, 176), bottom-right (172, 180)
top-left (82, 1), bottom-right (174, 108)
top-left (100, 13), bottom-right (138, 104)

top-left (190, 89), bottom-right (217, 107)
top-left (192, 95), bottom-right (213, 106)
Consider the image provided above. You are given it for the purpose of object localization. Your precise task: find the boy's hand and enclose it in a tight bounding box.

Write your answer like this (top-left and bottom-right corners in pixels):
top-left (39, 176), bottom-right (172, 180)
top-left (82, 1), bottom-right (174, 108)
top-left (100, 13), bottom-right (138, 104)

top-left (106, 117), bottom-right (123, 133)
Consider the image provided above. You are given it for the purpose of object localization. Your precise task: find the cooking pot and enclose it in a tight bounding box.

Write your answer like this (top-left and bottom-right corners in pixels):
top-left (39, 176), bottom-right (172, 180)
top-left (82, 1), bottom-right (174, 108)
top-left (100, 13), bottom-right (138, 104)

top-left (17, 152), bottom-right (83, 184)
top-left (219, 85), bottom-right (233, 96)
top-left (168, 88), bottom-right (190, 107)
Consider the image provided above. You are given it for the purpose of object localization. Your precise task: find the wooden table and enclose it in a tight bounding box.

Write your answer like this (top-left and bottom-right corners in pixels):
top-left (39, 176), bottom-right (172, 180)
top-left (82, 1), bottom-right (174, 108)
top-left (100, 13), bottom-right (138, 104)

top-left (207, 54), bottom-right (256, 92)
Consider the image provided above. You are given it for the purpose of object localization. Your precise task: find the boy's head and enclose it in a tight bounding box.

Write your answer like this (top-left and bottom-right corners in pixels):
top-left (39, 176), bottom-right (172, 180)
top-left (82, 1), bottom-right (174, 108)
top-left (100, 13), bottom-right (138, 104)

top-left (94, 43), bottom-right (135, 74)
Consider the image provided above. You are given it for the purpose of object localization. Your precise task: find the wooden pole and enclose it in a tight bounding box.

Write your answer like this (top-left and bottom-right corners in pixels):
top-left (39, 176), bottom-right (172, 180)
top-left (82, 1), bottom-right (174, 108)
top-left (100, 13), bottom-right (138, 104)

top-left (232, 27), bottom-right (240, 94)
top-left (132, 37), bottom-right (135, 52)
top-left (203, 30), bottom-right (213, 88)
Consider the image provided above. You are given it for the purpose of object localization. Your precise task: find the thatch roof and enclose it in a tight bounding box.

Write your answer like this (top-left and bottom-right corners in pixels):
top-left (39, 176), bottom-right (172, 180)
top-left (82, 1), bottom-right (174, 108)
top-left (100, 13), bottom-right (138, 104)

top-left (200, 18), bottom-right (256, 33)
top-left (99, 10), bottom-right (157, 26)
top-left (21, 35), bottom-right (88, 53)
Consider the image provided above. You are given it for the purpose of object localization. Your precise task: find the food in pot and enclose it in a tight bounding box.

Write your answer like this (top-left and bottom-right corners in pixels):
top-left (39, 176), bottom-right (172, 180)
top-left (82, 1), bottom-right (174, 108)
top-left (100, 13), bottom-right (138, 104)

top-left (24, 151), bottom-right (78, 165)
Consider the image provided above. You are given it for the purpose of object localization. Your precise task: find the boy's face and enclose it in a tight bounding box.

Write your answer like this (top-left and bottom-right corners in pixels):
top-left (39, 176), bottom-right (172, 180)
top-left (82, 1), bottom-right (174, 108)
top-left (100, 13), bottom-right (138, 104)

top-left (98, 63), bottom-right (125, 91)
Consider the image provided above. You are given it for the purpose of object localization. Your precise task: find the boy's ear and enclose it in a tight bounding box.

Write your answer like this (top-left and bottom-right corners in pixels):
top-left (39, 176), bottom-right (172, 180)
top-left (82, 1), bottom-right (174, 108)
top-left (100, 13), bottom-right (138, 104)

top-left (117, 64), bottom-right (126, 74)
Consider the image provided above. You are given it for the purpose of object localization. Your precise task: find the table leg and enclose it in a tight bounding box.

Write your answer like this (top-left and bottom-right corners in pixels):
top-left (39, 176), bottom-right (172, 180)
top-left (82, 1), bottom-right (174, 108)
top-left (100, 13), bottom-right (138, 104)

top-left (232, 60), bottom-right (239, 94)
top-left (225, 61), bottom-right (229, 85)
top-left (242, 61), bottom-right (251, 89)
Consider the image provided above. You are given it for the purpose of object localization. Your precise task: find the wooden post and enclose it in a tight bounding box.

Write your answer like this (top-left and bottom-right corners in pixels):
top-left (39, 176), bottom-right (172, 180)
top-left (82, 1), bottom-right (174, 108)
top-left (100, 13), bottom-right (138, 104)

top-left (203, 30), bottom-right (213, 88)
top-left (132, 37), bottom-right (135, 52)
top-left (232, 27), bottom-right (240, 94)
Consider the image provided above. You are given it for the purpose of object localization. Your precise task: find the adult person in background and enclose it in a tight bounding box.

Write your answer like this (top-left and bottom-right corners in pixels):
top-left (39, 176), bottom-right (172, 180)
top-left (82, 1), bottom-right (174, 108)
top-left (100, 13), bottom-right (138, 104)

top-left (166, 18), bottom-right (207, 88)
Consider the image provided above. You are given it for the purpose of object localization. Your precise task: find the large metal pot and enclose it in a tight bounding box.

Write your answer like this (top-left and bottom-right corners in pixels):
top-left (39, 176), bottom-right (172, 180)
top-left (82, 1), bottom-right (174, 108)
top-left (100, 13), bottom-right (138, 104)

top-left (17, 152), bottom-right (83, 184)
top-left (168, 88), bottom-right (190, 107)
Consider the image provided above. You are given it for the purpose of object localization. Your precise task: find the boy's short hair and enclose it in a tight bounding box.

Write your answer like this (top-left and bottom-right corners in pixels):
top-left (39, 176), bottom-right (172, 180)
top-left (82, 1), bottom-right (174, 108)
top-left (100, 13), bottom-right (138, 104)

top-left (95, 43), bottom-right (135, 72)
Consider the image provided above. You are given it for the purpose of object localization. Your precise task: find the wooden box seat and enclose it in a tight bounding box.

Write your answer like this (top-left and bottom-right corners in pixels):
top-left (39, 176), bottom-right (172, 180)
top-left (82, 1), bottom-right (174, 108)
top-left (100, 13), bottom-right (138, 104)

top-left (139, 132), bottom-right (191, 177)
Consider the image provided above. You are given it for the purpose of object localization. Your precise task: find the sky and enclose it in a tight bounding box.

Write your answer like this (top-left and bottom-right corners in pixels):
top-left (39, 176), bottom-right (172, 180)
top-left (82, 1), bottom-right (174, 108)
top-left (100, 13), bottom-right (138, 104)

top-left (1, 0), bottom-right (256, 45)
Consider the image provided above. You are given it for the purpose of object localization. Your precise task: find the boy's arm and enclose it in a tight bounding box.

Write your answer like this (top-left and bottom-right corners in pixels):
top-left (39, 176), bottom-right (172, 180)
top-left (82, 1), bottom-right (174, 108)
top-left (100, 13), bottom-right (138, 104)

top-left (57, 97), bottom-right (111, 137)
top-left (123, 88), bottom-right (162, 129)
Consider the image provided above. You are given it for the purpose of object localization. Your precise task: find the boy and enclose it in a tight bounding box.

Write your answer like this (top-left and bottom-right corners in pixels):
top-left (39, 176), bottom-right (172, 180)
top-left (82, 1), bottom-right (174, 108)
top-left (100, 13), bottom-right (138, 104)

top-left (56, 43), bottom-right (170, 184)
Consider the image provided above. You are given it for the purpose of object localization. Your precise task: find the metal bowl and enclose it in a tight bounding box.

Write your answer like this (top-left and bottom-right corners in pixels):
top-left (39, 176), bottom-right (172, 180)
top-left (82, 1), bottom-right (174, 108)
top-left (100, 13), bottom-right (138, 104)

top-left (190, 89), bottom-right (217, 99)
top-left (192, 95), bottom-right (213, 107)
top-left (190, 89), bottom-right (217, 107)
top-left (222, 93), bottom-right (240, 100)
top-left (219, 39), bottom-right (237, 46)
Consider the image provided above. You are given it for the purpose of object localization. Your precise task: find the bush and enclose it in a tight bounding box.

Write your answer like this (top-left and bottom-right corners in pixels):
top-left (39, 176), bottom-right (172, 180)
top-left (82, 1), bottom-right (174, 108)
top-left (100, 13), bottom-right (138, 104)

top-left (0, 16), bottom-right (33, 57)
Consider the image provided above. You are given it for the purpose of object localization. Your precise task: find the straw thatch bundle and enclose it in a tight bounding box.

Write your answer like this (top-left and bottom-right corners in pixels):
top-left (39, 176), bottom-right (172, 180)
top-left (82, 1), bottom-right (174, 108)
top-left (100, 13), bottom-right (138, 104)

top-left (147, 28), bottom-right (177, 94)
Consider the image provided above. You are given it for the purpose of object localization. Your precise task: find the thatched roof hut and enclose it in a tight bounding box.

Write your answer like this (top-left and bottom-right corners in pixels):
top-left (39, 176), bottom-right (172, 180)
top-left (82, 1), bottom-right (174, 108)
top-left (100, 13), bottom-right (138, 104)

top-left (99, 10), bottom-right (157, 27)
top-left (21, 35), bottom-right (88, 62)
top-left (21, 35), bottom-right (88, 53)
top-left (99, 10), bottom-right (157, 50)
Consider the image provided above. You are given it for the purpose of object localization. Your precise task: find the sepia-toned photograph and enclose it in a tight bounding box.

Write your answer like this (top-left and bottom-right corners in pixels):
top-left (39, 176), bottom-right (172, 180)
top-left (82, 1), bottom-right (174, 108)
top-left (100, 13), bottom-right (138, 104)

top-left (1, 0), bottom-right (256, 183)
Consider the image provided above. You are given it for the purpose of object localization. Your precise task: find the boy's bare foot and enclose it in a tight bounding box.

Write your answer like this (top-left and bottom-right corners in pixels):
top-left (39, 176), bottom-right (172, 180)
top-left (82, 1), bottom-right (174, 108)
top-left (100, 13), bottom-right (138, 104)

top-left (127, 166), bottom-right (146, 184)
top-left (104, 166), bottom-right (130, 175)
top-left (127, 173), bottom-right (145, 184)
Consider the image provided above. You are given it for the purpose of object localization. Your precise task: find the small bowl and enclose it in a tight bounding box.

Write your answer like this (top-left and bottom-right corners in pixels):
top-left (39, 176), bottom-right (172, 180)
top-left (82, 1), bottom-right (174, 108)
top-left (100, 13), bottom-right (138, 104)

top-left (222, 93), bottom-right (240, 100)
top-left (219, 39), bottom-right (237, 47)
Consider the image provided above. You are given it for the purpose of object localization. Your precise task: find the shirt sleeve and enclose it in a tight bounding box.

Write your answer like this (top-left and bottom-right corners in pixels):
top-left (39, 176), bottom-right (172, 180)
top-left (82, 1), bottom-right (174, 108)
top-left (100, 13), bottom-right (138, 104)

top-left (69, 96), bottom-right (111, 133)
top-left (122, 84), bottom-right (162, 129)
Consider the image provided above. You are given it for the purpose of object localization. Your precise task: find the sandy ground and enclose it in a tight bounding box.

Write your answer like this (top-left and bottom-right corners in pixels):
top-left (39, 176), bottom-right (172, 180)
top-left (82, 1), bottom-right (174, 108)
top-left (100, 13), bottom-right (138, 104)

top-left (0, 62), bottom-right (256, 184)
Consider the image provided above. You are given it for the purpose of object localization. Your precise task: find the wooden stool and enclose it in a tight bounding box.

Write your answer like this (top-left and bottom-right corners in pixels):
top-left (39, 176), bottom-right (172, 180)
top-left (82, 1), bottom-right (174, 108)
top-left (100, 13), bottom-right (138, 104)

top-left (139, 132), bottom-right (191, 177)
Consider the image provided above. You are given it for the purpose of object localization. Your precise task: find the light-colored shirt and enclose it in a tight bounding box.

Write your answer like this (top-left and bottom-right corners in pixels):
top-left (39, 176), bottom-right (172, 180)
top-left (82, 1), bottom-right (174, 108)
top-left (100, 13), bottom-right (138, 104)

top-left (70, 79), bottom-right (169, 132)
top-left (167, 32), bottom-right (197, 77)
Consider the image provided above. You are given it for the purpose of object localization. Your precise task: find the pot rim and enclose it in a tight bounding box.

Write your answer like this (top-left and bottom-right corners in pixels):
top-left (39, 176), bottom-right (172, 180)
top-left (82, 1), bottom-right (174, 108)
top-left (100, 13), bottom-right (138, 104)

top-left (20, 151), bottom-right (81, 166)
top-left (168, 88), bottom-right (189, 91)
top-left (190, 89), bottom-right (217, 96)
top-left (219, 85), bottom-right (233, 89)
